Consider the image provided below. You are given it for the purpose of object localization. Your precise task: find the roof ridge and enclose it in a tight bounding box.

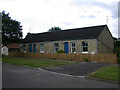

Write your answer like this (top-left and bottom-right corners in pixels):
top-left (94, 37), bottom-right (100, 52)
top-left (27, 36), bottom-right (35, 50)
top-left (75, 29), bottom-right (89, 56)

top-left (63, 24), bottom-right (106, 30)
top-left (30, 24), bottom-right (106, 35)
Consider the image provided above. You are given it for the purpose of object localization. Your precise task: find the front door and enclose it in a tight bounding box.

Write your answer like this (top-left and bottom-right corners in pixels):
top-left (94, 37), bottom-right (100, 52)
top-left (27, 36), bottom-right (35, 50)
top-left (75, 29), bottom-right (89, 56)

top-left (29, 44), bottom-right (32, 52)
top-left (33, 44), bottom-right (36, 53)
top-left (64, 42), bottom-right (69, 53)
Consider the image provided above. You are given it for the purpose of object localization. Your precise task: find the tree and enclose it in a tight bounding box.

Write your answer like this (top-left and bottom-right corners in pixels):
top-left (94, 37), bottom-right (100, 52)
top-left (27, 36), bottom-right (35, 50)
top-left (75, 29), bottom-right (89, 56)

top-left (48, 27), bottom-right (61, 32)
top-left (1, 11), bottom-right (22, 45)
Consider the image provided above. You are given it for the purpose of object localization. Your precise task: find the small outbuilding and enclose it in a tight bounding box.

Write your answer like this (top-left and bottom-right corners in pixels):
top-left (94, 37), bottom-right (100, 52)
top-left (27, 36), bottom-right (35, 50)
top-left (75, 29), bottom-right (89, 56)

top-left (1, 45), bottom-right (8, 56)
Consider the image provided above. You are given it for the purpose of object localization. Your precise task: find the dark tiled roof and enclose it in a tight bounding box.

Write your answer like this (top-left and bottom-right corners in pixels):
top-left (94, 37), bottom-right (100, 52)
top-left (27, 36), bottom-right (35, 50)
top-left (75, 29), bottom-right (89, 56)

top-left (24, 25), bottom-right (107, 43)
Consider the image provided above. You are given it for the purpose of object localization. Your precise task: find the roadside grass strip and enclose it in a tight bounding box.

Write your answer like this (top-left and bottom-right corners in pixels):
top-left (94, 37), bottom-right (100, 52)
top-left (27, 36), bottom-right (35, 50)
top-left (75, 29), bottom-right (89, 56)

top-left (89, 65), bottom-right (119, 82)
top-left (2, 56), bottom-right (79, 68)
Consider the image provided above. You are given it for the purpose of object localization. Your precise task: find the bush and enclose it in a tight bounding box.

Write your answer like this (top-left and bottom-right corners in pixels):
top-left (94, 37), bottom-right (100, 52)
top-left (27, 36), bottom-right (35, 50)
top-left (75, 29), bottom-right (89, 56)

top-left (57, 50), bottom-right (65, 53)
top-left (85, 59), bottom-right (88, 62)
top-left (117, 48), bottom-right (120, 64)
top-left (118, 57), bottom-right (120, 64)
top-left (53, 58), bottom-right (56, 60)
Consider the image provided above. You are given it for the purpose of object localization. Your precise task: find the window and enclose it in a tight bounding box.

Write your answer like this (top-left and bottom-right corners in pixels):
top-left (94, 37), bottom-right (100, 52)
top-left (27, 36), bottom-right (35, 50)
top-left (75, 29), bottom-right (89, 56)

top-left (71, 42), bottom-right (75, 53)
top-left (54, 43), bottom-right (59, 52)
top-left (40, 44), bottom-right (44, 53)
top-left (82, 41), bottom-right (88, 52)
top-left (23, 44), bottom-right (26, 52)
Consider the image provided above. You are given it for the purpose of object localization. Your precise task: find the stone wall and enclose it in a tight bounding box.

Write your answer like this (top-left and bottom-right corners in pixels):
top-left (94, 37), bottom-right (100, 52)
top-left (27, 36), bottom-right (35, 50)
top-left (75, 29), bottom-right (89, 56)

top-left (22, 39), bottom-right (97, 54)
top-left (97, 27), bottom-right (114, 54)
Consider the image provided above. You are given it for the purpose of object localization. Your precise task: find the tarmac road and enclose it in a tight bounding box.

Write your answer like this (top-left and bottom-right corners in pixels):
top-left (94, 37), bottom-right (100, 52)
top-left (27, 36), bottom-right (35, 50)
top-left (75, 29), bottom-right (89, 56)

top-left (42, 61), bottom-right (115, 76)
top-left (2, 63), bottom-right (119, 88)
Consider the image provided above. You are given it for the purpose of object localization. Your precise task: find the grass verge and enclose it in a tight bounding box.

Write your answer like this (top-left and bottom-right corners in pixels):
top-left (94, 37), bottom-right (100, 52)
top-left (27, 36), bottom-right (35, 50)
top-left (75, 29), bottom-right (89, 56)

top-left (2, 56), bottom-right (79, 68)
top-left (89, 65), bottom-right (119, 82)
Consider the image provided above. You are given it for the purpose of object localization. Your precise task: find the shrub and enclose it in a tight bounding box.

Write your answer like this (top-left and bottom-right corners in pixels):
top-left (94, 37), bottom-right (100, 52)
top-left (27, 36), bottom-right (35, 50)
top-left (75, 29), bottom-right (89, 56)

top-left (118, 57), bottom-right (120, 64)
top-left (117, 48), bottom-right (120, 64)
top-left (57, 50), bottom-right (65, 53)
top-left (85, 59), bottom-right (88, 62)
top-left (53, 58), bottom-right (56, 60)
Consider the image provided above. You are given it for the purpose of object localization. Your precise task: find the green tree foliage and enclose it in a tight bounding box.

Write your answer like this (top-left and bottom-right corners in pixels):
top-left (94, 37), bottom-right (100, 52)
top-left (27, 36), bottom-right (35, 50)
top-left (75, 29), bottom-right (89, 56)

top-left (56, 50), bottom-right (65, 53)
top-left (114, 40), bottom-right (120, 63)
top-left (48, 27), bottom-right (61, 32)
top-left (1, 11), bottom-right (23, 45)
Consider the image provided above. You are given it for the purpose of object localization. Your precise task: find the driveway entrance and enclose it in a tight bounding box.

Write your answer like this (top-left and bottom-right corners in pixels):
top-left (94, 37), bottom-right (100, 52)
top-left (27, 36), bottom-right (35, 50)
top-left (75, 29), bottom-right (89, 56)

top-left (42, 62), bottom-right (115, 76)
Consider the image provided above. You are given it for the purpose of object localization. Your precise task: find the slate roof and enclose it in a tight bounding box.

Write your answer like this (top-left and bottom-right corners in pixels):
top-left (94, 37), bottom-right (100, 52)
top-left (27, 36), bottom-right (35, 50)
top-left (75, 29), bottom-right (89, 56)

top-left (24, 25), bottom-right (107, 43)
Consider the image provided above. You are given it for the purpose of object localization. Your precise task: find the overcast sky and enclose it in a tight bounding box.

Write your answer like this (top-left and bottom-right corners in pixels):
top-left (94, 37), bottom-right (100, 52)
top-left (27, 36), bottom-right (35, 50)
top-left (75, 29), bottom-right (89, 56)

top-left (0, 0), bottom-right (119, 38)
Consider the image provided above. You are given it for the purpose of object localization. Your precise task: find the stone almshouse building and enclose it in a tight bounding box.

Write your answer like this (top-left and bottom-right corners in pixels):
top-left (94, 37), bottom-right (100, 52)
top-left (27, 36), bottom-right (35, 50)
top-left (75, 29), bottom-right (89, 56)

top-left (22, 25), bottom-right (114, 54)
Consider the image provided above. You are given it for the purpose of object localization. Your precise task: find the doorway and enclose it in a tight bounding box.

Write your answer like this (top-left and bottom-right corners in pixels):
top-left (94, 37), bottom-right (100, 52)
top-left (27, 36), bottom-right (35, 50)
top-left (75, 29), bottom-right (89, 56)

top-left (64, 42), bottom-right (69, 53)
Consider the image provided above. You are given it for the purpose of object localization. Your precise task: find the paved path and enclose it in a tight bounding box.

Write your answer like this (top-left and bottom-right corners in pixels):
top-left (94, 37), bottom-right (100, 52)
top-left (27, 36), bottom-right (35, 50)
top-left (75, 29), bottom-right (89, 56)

top-left (2, 63), bottom-right (118, 88)
top-left (42, 62), bottom-right (115, 76)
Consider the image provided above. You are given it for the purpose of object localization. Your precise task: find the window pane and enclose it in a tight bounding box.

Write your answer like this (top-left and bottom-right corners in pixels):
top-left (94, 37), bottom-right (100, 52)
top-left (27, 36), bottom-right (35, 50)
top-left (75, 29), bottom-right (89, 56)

top-left (40, 44), bottom-right (44, 52)
top-left (73, 43), bottom-right (75, 47)
top-left (41, 44), bottom-right (42, 47)
top-left (55, 48), bottom-right (58, 52)
top-left (29, 44), bottom-right (32, 52)
top-left (54, 43), bottom-right (59, 52)
top-left (55, 43), bottom-right (59, 47)
top-left (41, 44), bottom-right (43, 47)
top-left (71, 42), bottom-right (75, 53)
top-left (82, 42), bottom-right (85, 46)
top-left (73, 48), bottom-right (75, 52)
top-left (85, 42), bottom-right (88, 46)
top-left (83, 47), bottom-right (85, 51)
top-left (85, 47), bottom-right (87, 51)
top-left (83, 47), bottom-right (88, 52)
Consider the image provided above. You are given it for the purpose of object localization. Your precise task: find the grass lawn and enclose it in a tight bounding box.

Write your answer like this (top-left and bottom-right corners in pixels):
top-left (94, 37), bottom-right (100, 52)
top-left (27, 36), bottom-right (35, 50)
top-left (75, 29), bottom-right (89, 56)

top-left (0, 58), bottom-right (1, 62)
top-left (2, 56), bottom-right (79, 68)
top-left (89, 65), bottom-right (120, 82)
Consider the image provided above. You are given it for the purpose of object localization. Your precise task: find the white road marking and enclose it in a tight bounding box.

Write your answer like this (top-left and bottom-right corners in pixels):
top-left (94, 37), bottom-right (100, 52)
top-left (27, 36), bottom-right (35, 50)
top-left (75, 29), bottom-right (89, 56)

top-left (38, 68), bottom-right (85, 79)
